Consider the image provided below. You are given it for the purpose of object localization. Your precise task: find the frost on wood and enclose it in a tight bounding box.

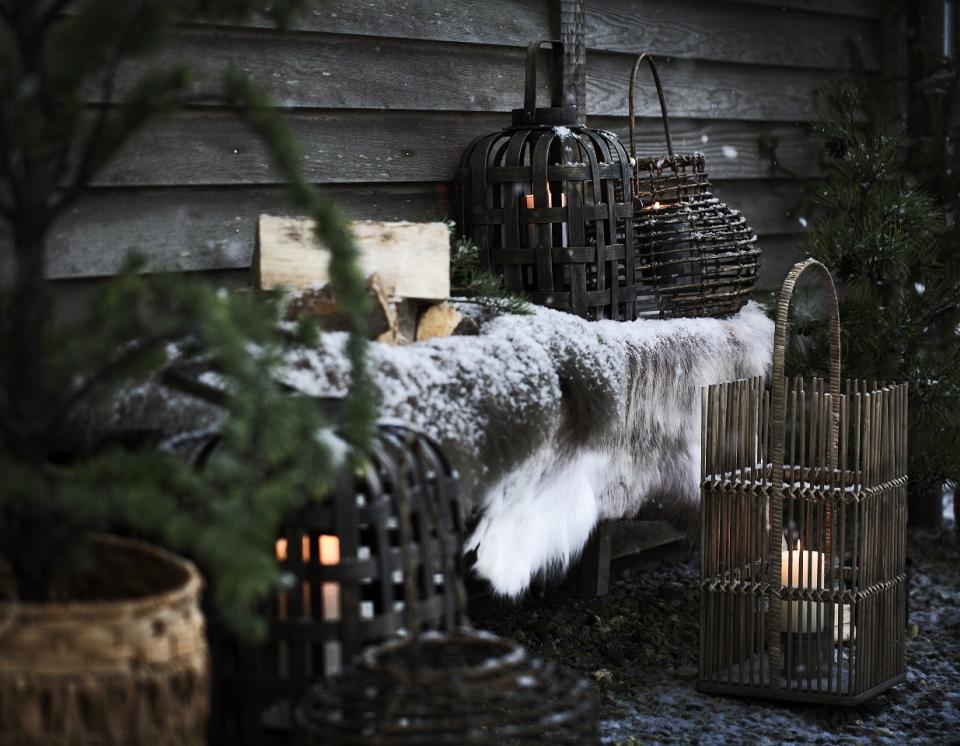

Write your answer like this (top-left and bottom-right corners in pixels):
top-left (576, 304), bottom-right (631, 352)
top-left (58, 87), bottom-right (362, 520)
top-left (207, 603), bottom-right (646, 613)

top-left (282, 303), bottom-right (773, 597)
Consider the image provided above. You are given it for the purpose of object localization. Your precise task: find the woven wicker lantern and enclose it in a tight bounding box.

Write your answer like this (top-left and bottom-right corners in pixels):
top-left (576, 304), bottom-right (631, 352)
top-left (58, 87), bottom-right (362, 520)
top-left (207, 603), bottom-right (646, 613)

top-left (629, 54), bottom-right (761, 319)
top-left (457, 40), bottom-right (637, 321)
top-left (295, 456), bottom-right (598, 746)
top-left (698, 259), bottom-right (907, 704)
top-left (209, 421), bottom-right (463, 744)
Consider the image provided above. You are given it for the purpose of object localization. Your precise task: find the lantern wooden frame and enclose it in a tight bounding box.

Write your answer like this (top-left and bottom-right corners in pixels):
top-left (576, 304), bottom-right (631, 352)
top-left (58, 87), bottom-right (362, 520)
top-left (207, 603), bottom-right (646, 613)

top-left (457, 40), bottom-right (637, 321)
top-left (698, 260), bottom-right (907, 704)
top-left (209, 421), bottom-right (462, 744)
top-left (628, 54), bottom-right (761, 319)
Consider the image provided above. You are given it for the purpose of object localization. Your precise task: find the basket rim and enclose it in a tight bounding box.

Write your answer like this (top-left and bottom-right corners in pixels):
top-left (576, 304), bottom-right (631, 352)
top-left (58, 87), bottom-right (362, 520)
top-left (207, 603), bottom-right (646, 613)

top-left (0, 532), bottom-right (203, 623)
top-left (360, 627), bottom-right (527, 682)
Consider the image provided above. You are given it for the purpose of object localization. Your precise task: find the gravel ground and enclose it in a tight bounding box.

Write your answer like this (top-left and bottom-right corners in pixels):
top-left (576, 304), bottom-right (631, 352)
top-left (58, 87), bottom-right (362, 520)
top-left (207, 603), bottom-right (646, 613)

top-left (471, 530), bottom-right (960, 745)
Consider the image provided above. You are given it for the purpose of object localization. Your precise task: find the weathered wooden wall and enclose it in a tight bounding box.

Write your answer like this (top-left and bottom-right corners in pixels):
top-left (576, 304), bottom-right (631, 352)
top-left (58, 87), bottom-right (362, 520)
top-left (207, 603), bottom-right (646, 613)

top-left (39, 0), bottom-right (882, 292)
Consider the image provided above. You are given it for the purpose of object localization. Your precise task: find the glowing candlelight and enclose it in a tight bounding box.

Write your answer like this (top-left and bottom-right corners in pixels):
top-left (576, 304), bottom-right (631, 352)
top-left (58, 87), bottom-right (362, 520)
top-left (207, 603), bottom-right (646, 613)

top-left (523, 186), bottom-right (567, 247)
top-left (780, 541), bottom-right (826, 633)
top-left (319, 534), bottom-right (341, 622)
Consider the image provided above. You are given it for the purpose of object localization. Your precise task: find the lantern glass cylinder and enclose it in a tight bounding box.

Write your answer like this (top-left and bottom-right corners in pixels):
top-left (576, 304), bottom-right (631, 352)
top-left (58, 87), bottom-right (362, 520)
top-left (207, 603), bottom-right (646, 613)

top-left (698, 260), bottom-right (907, 705)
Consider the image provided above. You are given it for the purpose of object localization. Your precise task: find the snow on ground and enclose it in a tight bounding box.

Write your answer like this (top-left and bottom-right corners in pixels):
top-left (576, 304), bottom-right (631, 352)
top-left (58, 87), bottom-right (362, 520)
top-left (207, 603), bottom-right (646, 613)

top-left (472, 530), bottom-right (960, 745)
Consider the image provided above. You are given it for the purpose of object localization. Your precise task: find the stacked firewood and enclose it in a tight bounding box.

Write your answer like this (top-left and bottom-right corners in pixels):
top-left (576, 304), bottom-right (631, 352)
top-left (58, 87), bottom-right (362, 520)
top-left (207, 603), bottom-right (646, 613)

top-left (254, 216), bottom-right (463, 344)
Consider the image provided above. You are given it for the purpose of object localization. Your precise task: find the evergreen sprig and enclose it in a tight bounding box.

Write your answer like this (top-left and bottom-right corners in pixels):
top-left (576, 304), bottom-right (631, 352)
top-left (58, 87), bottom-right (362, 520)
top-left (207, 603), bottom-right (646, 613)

top-left (0, 0), bottom-right (374, 636)
top-left (451, 235), bottom-right (532, 317)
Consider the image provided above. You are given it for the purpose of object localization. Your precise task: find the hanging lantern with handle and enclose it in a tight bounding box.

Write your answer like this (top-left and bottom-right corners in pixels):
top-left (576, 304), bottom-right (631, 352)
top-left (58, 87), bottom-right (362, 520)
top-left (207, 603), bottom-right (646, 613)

top-left (629, 53), bottom-right (761, 319)
top-left (457, 40), bottom-right (638, 321)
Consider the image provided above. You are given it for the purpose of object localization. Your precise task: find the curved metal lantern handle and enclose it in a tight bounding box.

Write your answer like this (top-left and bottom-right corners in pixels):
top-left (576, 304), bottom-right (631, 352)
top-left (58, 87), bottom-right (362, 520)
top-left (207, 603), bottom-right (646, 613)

top-left (767, 258), bottom-right (841, 686)
top-left (628, 53), bottom-right (674, 159)
top-left (523, 39), bottom-right (566, 115)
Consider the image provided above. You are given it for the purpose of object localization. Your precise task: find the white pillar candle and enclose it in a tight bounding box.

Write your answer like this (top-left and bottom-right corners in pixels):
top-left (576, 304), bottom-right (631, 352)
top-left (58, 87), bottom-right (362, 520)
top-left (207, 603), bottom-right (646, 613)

top-left (780, 543), bottom-right (826, 633)
top-left (319, 534), bottom-right (341, 622)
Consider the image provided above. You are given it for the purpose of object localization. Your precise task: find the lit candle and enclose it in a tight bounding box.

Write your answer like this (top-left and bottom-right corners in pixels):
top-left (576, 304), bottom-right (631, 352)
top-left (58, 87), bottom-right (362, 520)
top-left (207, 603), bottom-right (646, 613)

top-left (523, 186), bottom-right (568, 248)
top-left (318, 534), bottom-right (342, 676)
top-left (524, 192), bottom-right (537, 248)
top-left (780, 541), bottom-right (826, 633)
top-left (319, 534), bottom-right (340, 622)
top-left (275, 538), bottom-right (289, 675)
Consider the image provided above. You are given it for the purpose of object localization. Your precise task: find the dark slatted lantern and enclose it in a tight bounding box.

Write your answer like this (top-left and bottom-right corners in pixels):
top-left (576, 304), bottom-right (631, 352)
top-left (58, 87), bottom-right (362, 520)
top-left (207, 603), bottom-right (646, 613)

top-left (699, 260), bottom-right (907, 705)
top-left (209, 421), bottom-right (463, 745)
top-left (629, 54), bottom-right (761, 319)
top-left (457, 40), bottom-right (637, 321)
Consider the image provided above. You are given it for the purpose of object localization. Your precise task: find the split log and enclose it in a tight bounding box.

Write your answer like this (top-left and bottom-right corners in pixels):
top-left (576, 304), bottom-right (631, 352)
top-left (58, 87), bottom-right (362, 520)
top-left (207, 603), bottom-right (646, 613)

top-left (255, 216), bottom-right (450, 300)
top-left (416, 302), bottom-right (462, 341)
top-left (285, 272), bottom-right (397, 339)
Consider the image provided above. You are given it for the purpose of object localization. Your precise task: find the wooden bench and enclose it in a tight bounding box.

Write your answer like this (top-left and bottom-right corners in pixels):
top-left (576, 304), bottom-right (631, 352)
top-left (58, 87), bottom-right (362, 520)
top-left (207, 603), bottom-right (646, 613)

top-left (574, 519), bottom-right (685, 596)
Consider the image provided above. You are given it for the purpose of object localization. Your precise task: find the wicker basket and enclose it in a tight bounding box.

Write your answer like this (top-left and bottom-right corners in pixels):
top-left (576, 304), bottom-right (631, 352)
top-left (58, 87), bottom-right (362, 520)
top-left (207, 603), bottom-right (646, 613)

top-left (295, 452), bottom-right (598, 745)
top-left (629, 53), bottom-right (760, 319)
top-left (698, 259), bottom-right (907, 704)
top-left (0, 534), bottom-right (208, 745)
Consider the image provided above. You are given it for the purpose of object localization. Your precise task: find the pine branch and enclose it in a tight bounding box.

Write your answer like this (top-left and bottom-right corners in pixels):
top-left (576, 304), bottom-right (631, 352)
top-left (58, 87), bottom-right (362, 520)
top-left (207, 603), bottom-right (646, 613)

top-left (44, 332), bottom-right (176, 441)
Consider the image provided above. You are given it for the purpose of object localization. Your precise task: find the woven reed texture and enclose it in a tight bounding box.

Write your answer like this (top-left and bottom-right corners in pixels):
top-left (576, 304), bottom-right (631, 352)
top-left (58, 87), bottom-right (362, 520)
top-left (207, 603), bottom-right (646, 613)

top-left (457, 40), bottom-right (638, 322)
top-left (0, 534), bottom-right (208, 745)
top-left (295, 426), bottom-right (598, 745)
top-left (297, 631), bottom-right (597, 745)
top-left (698, 259), bottom-right (907, 705)
top-left (628, 54), bottom-right (761, 319)
top-left (209, 421), bottom-right (463, 745)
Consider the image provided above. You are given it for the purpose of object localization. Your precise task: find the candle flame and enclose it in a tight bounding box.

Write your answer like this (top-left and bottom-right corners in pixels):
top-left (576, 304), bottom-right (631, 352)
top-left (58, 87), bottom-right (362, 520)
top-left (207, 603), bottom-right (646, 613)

top-left (275, 538), bottom-right (288, 562)
top-left (319, 534), bottom-right (340, 565)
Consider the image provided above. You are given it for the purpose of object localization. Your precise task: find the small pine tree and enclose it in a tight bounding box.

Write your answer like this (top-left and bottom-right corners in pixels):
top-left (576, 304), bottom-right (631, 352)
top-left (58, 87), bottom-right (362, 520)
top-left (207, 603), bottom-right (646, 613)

top-left (0, 1), bottom-right (374, 637)
top-left (769, 79), bottom-right (960, 524)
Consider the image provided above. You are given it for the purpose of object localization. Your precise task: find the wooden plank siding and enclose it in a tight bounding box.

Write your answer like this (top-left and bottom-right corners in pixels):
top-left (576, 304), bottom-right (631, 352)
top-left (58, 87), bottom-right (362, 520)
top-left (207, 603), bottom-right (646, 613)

top-left (32, 1), bottom-right (881, 291)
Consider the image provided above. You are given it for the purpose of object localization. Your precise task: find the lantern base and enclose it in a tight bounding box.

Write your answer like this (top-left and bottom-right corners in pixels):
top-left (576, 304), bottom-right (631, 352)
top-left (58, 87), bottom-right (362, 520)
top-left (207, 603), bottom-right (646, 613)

top-left (697, 672), bottom-right (907, 707)
top-left (696, 673), bottom-right (906, 706)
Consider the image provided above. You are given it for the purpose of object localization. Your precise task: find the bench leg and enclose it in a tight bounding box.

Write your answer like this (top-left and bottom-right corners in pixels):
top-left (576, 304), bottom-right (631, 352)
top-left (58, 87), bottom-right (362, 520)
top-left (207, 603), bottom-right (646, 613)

top-left (577, 524), bottom-right (612, 596)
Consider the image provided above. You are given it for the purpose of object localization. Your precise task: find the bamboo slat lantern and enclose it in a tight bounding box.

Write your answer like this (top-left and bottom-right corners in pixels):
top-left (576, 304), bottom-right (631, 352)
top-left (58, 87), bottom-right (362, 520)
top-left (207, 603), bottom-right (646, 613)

top-left (629, 54), bottom-right (761, 319)
top-left (457, 40), bottom-right (637, 321)
top-left (296, 454), bottom-right (597, 746)
top-left (209, 421), bottom-right (463, 744)
top-left (698, 259), bottom-right (907, 704)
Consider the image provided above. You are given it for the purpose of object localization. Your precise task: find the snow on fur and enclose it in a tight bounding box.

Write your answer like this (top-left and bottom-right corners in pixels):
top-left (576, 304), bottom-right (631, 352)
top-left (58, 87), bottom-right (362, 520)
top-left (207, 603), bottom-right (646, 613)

top-left (281, 302), bottom-right (773, 597)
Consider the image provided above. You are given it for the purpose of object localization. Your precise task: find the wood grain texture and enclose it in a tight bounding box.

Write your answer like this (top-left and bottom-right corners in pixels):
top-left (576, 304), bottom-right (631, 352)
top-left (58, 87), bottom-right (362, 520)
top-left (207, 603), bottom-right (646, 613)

top-left (106, 27), bottom-right (838, 121)
top-left (198, 0), bottom-right (550, 47)
top-left (256, 216), bottom-right (450, 299)
top-left (587, 0), bottom-right (879, 70)
top-left (730, 0), bottom-right (881, 19)
top-left (34, 178), bottom-right (811, 279)
top-left (94, 110), bottom-right (820, 188)
top-left (587, 51), bottom-right (832, 121)
top-left (189, 0), bottom-right (878, 66)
